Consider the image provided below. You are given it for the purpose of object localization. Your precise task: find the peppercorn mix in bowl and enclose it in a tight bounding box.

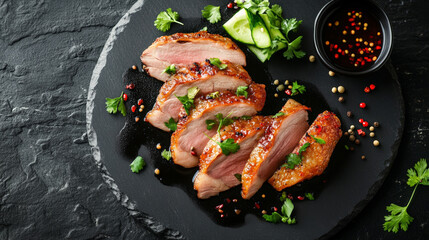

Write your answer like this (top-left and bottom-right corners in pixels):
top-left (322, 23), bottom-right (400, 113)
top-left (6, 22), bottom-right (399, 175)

top-left (314, 0), bottom-right (392, 75)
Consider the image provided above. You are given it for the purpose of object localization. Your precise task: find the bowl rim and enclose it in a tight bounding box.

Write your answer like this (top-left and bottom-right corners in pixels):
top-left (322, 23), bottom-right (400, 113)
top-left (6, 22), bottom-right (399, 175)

top-left (313, 0), bottom-right (393, 76)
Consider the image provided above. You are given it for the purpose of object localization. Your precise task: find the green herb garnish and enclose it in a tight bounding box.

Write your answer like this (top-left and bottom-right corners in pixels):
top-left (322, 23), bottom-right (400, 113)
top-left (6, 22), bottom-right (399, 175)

top-left (215, 113), bottom-right (234, 133)
top-left (291, 81), bottom-right (306, 96)
top-left (263, 198), bottom-right (296, 224)
top-left (162, 64), bottom-right (176, 75)
top-left (205, 119), bottom-right (216, 130)
top-left (176, 87), bottom-right (200, 115)
top-left (241, 115), bottom-right (252, 120)
top-left (161, 149), bottom-right (172, 161)
top-left (202, 5), bottom-right (221, 24)
top-left (164, 117), bottom-right (177, 131)
top-left (234, 173), bottom-right (242, 182)
top-left (105, 92), bottom-right (126, 116)
top-left (311, 135), bottom-right (326, 144)
top-left (383, 158), bottom-right (429, 233)
top-left (209, 91), bottom-right (220, 99)
top-left (205, 134), bottom-right (240, 156)
top-left (282, 142), bottom-right (311, 169)
top-left (200, 26), bottom-right (208, 31)
top-left (209, 58), bottom-right (227, 70)
top-left (305, 192), bottom-right (315, 200)
top-left (154, 8), bottom-right (183, 32)
top-left (236, 86), bottom-right (248, 98)
top-left (272, 112), bottom-right (285, 118)
top-left (130, 156), bottom-right (145, 173)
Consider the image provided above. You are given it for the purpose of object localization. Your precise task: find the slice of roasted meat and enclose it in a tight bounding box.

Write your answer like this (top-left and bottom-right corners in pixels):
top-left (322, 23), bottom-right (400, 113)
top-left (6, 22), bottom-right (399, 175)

top-left (145, 60), bottom-right (252, 131)
top-left (269, 111), bottom-right (342, 191)
top-left (241, 99), bottom-right (310, 199)
top-left (170, 84), bottom-right (266, 168)
top-left (194, 116), bottom-right (270, 199)
top-left (141, 31), bottom-right (247, 81)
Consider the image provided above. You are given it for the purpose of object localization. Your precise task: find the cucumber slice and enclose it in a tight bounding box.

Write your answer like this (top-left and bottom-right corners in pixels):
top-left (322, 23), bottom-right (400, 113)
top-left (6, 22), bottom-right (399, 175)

top-left (247, 45), bottom-right (269, 63)
top-left (223, 9), bottom-right (254, 45)
top-left (246, 10), bottom-right (271, 48)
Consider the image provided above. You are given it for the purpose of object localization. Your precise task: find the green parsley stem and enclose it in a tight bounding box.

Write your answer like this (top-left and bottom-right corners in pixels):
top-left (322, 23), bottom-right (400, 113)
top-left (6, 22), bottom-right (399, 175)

top-left (406, 184), bottom-right (418, 208)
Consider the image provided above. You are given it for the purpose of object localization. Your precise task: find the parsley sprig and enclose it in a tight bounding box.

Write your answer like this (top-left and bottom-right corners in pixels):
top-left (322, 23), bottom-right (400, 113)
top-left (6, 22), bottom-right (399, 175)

top-left (263, 198), bottom-right (296, 224)
top-left (175, 87), bottom-right (200, 115)
top-left (154, 8), bottom-right (183, 32)
top-left (162, 64), bottom-right (176, 75)
top-left (202, 5), bottom-right (221, 24)
top-left (236, 86), bottom-right (249, 98)
top-left (204, 113), bottom-right (239, 156)
top-left (209, 58), bottom-right (227, 70)
top-left (164, 117), bottom-right (177, 131)
top-left (291, 81), bottom-right (306, 96)
top-left (383, 158), bottom-right (429, 233)
top-left (161, 149), bottom-right (172, 161)
top-left (105, 92), bottom-right (127, 116)
top-left (130, 156), bottom-right (145, 173)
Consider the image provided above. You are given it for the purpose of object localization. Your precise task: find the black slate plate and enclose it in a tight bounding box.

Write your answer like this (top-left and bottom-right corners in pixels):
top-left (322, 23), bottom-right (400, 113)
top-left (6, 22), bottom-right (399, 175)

top-left (86, 0), bottom-right (404, 239)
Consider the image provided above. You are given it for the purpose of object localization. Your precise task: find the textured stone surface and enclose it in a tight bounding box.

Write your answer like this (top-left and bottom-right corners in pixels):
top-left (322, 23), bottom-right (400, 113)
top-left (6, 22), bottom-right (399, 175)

top-left (0, 0), bottom-right (428, 239)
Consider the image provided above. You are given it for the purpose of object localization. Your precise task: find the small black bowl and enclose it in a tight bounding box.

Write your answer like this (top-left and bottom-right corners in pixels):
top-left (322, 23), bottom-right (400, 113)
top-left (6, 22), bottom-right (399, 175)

top-left (314, 0), bottom-right (393, 75)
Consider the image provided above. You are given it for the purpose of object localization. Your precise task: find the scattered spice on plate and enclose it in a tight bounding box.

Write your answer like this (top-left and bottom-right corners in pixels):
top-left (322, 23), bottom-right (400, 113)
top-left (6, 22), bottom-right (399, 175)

top-left (329, 70), bottom-right (336, 77)
top-left (309, 55), bottom-right (316, 62)
top-left (337, 86), bottom-right (345, 93)
top-left (373, 140), bottom-right (380, 147)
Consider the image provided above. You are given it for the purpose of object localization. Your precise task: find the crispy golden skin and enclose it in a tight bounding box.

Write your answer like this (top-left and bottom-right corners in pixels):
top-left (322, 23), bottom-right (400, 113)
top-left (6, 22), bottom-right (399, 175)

top-left (268, 111), bottom-right (342, 191)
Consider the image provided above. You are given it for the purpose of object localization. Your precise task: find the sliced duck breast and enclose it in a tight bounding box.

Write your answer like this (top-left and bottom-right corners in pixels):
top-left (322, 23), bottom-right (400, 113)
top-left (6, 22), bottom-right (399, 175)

top-left (145, 60), bottom-right (252, 131)
top-left (194, 116), bottom-right (270, 199)
top-left (141, 31), bottom-right (247, 81)
top-left (269, 111), bottom-right (342, 191)
top-left (241, 99), bottom-right (310, 199)
top-left (170, 84), bottom-right (266, 168)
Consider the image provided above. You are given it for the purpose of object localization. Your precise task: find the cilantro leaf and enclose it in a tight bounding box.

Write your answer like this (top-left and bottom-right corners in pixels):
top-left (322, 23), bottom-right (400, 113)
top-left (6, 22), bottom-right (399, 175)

top-left (209, 58), bottom-right (227, 70)
top-left (105, 92), bottom-right (126, 116)
top-left (305, 193), bottom-right (315, 200)
top-left (164, 118), bottom-right (177, 131)
top-left (384, 158), bottom-right (428, 233)
top-left (281, 18), bottom-right (302, 38)
top-left (263, 198), bottom-right (296, 224)
top-left (299, 142), bottom-right (311, 155)
top-left (279, 192), bottom-right (287, 202)
top-left (209, 91), bottom-right (220, 99)
top-left (187, 86), bottom-right (200, 99)
top-left (283, 36), bottom-right (305, 60)
top-left (407, 158), bottom-right (429, 187)
top-left (234, 173), bottom-right (242, 182)
top-left (384, 203), bottom-right (414, 233)
top-left (281, 198), bottom-right (294, 218)
top-left (271, 4), bottom-right (282, 17)
top-left (161, 149), bottom-right (171, 161)
top-left (241, 115), bottom-right (252, 120)
top-left (176, 95), bottom-right (194, 115)
top-left (218, 138), bottom-right (240, 156)
top-left (291, 81), bottom-right (306, 96)
top-left (282, 153), bottom-right (302, 169)
top-left (202, 5), bottom-right (221, 24)
top-left (175, 87), bottom-right (200, 115)
top-left (236, 86), bottom-right (249, 98)
top-left (205, 119), bottom-right (216, 130)
top-left (200, 26), bottom-right (208, 31)
top-left (263, 212), bottom-right (283, 223)
top-left (272, 112), bottom-right (285, 118)
top-left (154, 8), bottom-right (183, 32)
top-left (215, 113), bottom-right (234, 133)
top-left (311, 135), bottom-right (326, 144)
top-left (162, 64), bottom-right (176, 75)
top-left (130, 156), bottom-right (145, 173)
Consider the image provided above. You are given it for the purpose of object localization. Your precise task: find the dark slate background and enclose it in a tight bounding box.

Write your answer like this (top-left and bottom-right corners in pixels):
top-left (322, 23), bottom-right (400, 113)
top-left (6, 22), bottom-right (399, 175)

top-left (0, 0), bottom-right (428, 239)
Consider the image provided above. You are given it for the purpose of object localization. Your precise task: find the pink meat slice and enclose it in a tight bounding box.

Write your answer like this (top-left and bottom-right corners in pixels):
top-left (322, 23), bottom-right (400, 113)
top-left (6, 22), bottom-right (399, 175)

top-left (241, 99), bottom-right (310, 199)
top-left (141, 31), bottom-right (246, 81)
